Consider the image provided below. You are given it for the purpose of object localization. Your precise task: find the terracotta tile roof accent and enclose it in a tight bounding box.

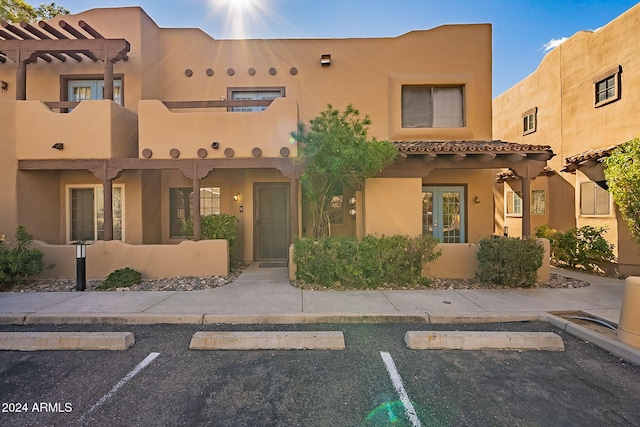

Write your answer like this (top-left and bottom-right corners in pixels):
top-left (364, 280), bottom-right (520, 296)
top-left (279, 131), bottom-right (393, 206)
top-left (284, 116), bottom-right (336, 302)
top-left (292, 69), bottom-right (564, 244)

top-left (393, 140), bottom-right (553, 153)
top-left (562, 145), bottom-right (619, 172)
top-left (495, 166), bottom-right (554, 182)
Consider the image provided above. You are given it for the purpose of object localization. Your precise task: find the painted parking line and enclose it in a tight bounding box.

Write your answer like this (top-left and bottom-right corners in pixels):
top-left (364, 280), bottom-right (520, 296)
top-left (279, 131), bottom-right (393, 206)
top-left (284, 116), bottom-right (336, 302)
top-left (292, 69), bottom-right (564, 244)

top-left (79, 352), bottom-right (160, 425)
top-left (379, 351), bottom-right (422, 427)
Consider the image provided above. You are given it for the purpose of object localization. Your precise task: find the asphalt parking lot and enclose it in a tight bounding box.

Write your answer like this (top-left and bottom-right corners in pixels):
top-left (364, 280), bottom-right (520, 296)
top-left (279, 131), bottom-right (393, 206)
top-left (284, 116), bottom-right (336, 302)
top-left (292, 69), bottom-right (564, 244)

top-left (1, 322), bottom-right (639, 427)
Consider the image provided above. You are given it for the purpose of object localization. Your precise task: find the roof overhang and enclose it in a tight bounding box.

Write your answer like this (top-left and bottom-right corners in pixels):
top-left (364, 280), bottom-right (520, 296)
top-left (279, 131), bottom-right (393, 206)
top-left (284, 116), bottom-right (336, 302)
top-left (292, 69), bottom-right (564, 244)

top-left (383, 140), bottom-right (555, 178)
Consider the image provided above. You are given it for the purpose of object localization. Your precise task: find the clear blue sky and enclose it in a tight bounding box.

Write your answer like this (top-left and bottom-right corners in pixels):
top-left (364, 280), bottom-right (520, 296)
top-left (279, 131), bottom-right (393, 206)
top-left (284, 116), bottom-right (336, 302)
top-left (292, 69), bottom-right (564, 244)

top-left (58, 0), bottom-right (639, 97)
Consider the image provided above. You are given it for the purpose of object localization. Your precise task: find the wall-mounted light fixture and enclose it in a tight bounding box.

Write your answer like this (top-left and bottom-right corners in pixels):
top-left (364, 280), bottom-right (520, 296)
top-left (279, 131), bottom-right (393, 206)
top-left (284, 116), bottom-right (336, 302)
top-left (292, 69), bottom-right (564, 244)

top-left (233, 193), bottom-right (240, 201)
top-left (348, 196), bottom-right (356, 218)
top-left (503, 226), bottom-right (509, 237)
top-left (320, 54), bottom-right (331, 66)
top-left (1, 80), bottom-right (8, 92)
top-left (211, 141), bottom-right (220, 149)
top-left (52, 143), bottom-right (64, 150)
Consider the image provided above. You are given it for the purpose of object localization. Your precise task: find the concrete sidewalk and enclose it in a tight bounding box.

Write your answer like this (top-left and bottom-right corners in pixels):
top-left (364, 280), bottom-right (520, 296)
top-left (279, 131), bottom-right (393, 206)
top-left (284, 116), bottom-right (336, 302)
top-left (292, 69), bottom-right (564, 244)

top-left (0, 264), bottom-right (626, 326)
top-left (2, 264), bottom-right (640, 363)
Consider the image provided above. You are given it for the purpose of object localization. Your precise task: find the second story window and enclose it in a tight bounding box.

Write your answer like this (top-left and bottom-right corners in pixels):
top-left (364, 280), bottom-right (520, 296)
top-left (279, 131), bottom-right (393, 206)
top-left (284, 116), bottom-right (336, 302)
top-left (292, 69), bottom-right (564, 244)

top-left (65, 76), bottom-right (123, 106)
top-left (401, 85), bottom-right (464, 128)
top-left (594, 66), bottom-right (621, 107)
top-left (228, 87), bottom-right (284, 112)
top-left (522, 107), bottom-right (537, 135)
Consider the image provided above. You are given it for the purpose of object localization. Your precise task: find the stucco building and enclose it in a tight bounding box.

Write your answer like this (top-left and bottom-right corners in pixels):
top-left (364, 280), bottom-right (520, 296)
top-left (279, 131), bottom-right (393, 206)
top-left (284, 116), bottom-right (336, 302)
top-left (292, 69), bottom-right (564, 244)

top-left (493, 3), bottom-right (640, 276)
top-left (0, 7), bottom-right (553, 278)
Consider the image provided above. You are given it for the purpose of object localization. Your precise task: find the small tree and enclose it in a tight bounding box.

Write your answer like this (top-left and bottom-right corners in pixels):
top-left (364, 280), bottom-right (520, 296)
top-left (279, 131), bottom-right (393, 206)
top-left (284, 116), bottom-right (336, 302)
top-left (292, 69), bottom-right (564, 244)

top-left (603, 137), bottom-right (640, 249)
top-left (1, 0), bottom-right (69, 22)
top-left (291, 104), bottom-right (397, 237)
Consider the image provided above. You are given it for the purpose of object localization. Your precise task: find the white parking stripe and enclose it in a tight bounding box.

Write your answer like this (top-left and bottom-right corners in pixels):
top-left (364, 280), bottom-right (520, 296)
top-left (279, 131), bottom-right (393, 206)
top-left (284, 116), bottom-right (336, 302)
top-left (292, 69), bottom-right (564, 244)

top-left (380, 351), bottom-right (422, 427)
top-left (79, 352), bottom-right (160, 424)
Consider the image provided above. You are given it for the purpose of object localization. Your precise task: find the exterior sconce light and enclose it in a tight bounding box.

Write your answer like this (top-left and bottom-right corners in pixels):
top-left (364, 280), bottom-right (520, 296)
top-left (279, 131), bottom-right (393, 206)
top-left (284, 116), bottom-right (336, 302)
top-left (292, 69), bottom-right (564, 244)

top-left (503, 226), bottom-right (509, 237)
top-left (320, 54), bottom-right (331, 66)
top-left (75, 241), bottom-right (87, 291)
top-left (52, 143), bottom-right (64, 150)
top-left (348, 196), bottom-right (356, 218)
top-left (1, 80), bottom-right (7, 92)
top-left (211, 141), bottom-right (220, 149)
top-left (233, 193), bottom-right (240, 201)
top-left (473, 195), bottom-right (480, 203)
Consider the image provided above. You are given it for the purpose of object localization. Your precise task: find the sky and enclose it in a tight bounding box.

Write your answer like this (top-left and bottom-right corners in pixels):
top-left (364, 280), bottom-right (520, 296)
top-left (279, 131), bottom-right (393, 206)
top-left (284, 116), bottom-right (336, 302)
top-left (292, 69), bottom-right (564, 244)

top-left (57, 0), bottom-right (639, 97)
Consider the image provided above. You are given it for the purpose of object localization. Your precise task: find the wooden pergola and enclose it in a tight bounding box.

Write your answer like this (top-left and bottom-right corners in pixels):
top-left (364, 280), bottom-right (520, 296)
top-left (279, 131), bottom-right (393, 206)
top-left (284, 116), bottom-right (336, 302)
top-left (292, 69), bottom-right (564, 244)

top-left (0, 19), bottom-right (130, 102)
top-left (385, 140), bottom-right (556, 237)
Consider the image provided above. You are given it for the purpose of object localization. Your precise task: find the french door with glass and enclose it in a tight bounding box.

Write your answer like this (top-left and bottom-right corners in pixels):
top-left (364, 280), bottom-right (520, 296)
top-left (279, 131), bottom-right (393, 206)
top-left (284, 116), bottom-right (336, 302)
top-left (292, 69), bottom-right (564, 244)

top-left (422, 186), bottom-right (465, 243)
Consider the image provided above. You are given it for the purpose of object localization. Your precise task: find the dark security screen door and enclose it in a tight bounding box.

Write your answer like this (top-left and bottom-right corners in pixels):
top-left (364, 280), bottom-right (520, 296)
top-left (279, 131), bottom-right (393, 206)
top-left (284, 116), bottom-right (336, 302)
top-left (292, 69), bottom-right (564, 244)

top-left (254, 183), bottom-right (290, 261)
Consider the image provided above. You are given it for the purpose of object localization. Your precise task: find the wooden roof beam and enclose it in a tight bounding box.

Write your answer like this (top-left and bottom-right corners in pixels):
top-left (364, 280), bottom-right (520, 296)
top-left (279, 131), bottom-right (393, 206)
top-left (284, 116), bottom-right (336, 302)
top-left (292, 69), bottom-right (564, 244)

top-left (78, 20), bottom-right (104, 38)
top-left (59, 20), bottom-right (87, 39)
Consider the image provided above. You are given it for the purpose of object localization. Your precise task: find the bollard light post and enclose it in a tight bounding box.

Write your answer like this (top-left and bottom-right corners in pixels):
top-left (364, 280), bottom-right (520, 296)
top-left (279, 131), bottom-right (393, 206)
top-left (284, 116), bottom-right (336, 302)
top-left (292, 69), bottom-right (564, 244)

top-left (75, 241), bottom-right (87, 291)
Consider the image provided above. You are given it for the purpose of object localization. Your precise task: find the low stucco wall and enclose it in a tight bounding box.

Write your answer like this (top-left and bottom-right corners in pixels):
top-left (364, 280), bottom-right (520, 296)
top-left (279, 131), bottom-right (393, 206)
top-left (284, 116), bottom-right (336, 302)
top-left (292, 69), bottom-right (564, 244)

top-left (33, 240), bottom-right (228, 279)
top-left (426, 239), bottom-right (550, 281)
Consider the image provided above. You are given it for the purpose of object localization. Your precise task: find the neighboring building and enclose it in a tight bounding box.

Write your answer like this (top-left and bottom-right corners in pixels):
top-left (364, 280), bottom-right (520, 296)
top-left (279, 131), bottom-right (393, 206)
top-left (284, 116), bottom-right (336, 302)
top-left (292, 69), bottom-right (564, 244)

top-left (0, 7), bottom-right (553, 276)
top-left (493, 4), bottom-right (640, 275)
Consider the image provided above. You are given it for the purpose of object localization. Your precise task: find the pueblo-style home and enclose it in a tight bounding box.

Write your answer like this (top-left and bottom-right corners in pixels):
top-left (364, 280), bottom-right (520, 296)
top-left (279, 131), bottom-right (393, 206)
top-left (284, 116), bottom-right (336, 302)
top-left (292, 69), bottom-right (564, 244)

top-left (493, 3), bottom-right (640, 276)
top-left (0, 7), bottom-right (553, 279)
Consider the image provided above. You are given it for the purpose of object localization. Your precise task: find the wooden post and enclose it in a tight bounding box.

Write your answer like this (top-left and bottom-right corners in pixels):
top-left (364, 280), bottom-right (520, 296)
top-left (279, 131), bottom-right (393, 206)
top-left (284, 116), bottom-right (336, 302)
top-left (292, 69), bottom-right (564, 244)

top-left (192, 163), bottom-right (201, 241)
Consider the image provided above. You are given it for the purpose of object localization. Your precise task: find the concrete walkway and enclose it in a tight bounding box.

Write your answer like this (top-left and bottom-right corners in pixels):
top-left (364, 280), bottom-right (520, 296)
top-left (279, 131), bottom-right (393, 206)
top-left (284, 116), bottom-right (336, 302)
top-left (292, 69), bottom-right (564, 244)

top-left (0, 264), bottom-right (626, 325)
top-left (2, 264), bottom-right (639, 363)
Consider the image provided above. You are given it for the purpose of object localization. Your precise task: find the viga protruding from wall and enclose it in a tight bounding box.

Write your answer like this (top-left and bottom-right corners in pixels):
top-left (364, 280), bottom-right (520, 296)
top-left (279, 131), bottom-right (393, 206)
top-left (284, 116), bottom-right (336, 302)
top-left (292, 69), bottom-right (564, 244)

top-left (33, 240), bottom-right (229, 279)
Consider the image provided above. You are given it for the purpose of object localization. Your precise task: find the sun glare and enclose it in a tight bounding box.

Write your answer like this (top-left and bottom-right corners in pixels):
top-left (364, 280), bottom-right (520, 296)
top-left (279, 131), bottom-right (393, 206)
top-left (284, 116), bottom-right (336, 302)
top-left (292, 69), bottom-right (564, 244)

top-left (207, 0), bottom-right (270, 39)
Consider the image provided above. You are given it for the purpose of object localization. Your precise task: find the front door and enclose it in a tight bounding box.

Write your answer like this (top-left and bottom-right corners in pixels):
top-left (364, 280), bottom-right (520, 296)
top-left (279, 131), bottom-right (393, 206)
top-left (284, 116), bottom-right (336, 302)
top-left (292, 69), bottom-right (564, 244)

top-left (422, 186), bottom-right (466, 243)
top-left (254, 183), bottom-right (290, 261)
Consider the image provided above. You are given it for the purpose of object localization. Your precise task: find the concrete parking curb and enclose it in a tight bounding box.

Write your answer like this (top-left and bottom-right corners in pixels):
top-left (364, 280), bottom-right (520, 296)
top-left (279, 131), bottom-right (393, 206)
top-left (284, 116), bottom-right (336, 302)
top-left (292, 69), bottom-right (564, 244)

top-left (189, 331), bottom-right (346, 350)
top-left (404, 331), bottom-right (565, 351)
top-left (19, 313), bottom-right (205, 325)
top-left (0, 332), bottom-right (134, 351)
top-left (542, 314), bottom-right (640, 365)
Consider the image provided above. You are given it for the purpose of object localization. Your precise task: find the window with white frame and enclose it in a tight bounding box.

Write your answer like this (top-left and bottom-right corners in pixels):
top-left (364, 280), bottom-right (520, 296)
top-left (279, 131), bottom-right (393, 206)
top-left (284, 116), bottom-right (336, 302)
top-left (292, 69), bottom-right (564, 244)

top-left (522, 107), bottom-right (537, 135)
top-left (506, 190), bottom-right (522, 216)
top-left (170, 187), bottom-right (221, 238)
top-left (68, 185), bottom-right (123, 242)
top-left (67, 78), bottom-right (123, 105)
top-left (531, 190), bottom-right (546, 214)
top-left (580, 182), bottom-right (610, 216)
top-left (594, 66), bottom-right (621, 107)
top-left (228, 87), bottom-right (284, 112)
top-left (402, 85), bottom-right (465, 128)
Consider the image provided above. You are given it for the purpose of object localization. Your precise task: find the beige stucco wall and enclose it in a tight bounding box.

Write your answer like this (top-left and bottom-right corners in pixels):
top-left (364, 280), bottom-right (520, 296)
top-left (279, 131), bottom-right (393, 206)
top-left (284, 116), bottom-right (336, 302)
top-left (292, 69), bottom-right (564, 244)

top-left (493, 3), bottom-right (640, 270)
top-left (138, 97), bottom-right (297, 159)
top-left (15, 101), bottom-right (138, 159)
top-left (33, 239), bottom-right (228, 279)
top-left (364, 178), bottom-right (423, 237)
top-left (0, 101), bottom-right (18, 237)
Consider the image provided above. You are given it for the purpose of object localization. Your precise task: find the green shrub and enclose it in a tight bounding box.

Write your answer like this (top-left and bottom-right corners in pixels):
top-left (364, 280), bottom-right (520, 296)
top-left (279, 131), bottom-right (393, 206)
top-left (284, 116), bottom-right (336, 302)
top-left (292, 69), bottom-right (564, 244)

top-left (182, 213), bottom-right (239, 260)
top-left (0, 226), bottom-right (44, 291)
top-left (293, 235), bottom-right (441, 289)
top-left (98, 267), bottom-right (142, 290)
top-left (475, 236), bottom-right (544, 288)
top-left (535, 224), bottom-right (615, 272)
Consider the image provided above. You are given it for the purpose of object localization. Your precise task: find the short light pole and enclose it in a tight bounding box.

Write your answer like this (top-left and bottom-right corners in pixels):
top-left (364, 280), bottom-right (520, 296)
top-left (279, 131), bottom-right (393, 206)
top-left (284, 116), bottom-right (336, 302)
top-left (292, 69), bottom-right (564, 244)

top-left (75, 241), bottom-right (87, 291)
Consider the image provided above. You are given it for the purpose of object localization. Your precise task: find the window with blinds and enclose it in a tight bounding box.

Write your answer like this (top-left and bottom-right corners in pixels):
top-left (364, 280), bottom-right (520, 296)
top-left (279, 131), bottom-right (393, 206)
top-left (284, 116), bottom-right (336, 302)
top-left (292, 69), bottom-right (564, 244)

top-left (402, 85), bottom-right (464, 128)
top-left (580, 182), bottom-right (610, 216)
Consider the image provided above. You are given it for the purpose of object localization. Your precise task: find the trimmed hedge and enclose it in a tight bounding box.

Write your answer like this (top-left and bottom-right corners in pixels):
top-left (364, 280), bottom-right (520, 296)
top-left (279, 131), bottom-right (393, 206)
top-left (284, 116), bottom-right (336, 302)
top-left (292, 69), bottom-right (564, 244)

top-left (293, 235), bottom-right (441, 289)
top-left (475, 236), bottom-right (544, 288)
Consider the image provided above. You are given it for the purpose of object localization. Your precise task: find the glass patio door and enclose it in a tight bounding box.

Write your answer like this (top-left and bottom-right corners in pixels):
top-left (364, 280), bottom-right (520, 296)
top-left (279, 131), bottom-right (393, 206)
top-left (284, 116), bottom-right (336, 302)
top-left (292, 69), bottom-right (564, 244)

top-left (422, 186), bottom-right (465, 243)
